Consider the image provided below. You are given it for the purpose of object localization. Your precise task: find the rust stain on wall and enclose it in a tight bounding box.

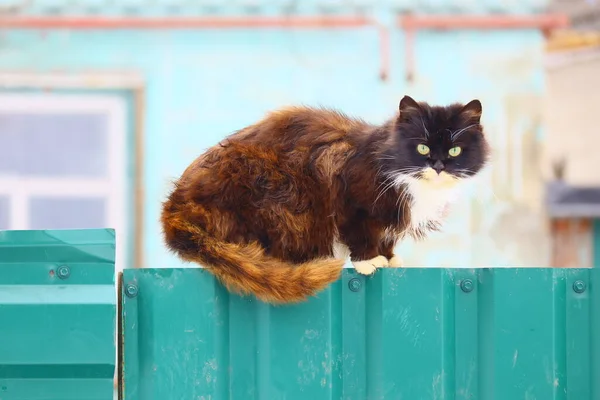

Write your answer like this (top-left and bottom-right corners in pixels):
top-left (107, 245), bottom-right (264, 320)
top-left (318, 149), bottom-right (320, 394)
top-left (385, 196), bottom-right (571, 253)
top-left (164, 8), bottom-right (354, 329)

top-left (550, 219), bottom-right (593, 268)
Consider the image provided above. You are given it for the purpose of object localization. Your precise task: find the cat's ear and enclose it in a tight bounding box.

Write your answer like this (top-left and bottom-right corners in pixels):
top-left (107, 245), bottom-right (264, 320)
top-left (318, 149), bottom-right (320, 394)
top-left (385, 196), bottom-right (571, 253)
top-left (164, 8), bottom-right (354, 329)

top-left (399, 96), bottom-right (422, 122)
top-left (460, 99), bottom-right (482, 123)
top-left (399, 95), bottom-right (421, 114)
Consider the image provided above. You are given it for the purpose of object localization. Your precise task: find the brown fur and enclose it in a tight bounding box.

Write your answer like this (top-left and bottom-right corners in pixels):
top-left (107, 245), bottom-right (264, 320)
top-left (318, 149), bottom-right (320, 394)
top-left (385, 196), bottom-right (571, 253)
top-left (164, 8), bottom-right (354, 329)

top-left (161, 100), bottom-right (488, 303)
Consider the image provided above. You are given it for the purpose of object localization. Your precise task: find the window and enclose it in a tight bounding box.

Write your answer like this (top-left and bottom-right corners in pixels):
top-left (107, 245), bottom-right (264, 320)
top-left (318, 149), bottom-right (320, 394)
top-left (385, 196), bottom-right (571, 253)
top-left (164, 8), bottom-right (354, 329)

top-left (0, 94), bottom-right (127, 271)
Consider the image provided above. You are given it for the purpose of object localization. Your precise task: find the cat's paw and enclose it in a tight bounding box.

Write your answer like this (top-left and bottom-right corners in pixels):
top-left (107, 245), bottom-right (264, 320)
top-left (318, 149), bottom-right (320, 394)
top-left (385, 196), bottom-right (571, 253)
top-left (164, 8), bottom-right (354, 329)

top-left (388, 255), bottom-right (404, 268)
top-left (353, 255), bottom-right (388, 275)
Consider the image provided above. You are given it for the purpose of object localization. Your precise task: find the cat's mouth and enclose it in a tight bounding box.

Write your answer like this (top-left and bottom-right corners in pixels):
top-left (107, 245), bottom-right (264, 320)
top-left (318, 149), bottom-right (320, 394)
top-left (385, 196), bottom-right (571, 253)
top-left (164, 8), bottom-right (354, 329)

top-left (419, 167), bottom-right (460, 189)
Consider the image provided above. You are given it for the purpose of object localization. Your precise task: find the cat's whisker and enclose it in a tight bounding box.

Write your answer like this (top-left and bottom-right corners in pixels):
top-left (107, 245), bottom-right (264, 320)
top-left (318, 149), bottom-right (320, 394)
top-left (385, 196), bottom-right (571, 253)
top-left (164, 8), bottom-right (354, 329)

top-left (375, 174), bottom-right (397, 192)
top-left (454, 167), bottom-right (475, 173)
top-left (373, 178), bottom-right (402, 208)
top-left (372, 179), bottom-right (399, 209)
top-left (393, 167), bottom-right (422, 175)
top-left (374, 174), bottom-right (397, 192)
top-left (450, 168), bottom-right (475, 177)
top-left (374, 163), bottom-right (390, 179)
top-left (396, 172), bottom-right (420, 177)
top-left (396, 187), bottom-right (412, 226)
top-left (420, 117), bottom-right (430, 138)
top-left (395, 194), bottom-right (403, 226)
top-left (450, 124), bottom-right (477, 141)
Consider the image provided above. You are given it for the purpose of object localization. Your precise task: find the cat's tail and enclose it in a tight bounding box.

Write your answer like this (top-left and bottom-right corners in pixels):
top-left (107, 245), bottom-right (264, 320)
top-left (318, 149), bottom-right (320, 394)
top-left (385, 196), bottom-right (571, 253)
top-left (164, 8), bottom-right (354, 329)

top-left (162, 214), bottom-right (344, 304)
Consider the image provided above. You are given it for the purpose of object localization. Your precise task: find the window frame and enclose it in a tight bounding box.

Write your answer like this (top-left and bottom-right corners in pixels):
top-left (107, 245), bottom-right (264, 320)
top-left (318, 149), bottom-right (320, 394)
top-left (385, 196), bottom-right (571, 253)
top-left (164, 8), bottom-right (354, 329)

top-left (0, 93), bottom-right (127, 270)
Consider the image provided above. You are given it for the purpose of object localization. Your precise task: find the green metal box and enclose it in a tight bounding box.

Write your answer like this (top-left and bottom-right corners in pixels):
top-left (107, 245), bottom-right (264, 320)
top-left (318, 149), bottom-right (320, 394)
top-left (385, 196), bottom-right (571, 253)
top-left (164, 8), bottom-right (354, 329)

top-left (0, 229), bottom-right (116, 400)
top-left (121, 267), bottom-right (599, 400)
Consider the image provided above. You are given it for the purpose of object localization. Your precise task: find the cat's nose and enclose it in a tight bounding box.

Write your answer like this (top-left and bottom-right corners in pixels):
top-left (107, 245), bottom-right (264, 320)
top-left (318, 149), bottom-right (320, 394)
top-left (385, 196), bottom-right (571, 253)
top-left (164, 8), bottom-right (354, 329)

top-left (432, 160), bottom-right (445, 174)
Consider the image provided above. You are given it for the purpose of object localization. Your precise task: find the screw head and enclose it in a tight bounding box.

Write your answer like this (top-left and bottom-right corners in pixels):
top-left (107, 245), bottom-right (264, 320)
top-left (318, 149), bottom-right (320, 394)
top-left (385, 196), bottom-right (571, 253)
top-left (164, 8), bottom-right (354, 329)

top-left (348, 278), bottom-right (362, 292)
top-left (573, 280), bottom-right (586, 294)
top-left (56, 265), bottom-right (70, 279)
top-left (460, 279), bottom-right (474, 293)
top-left (125, 283), bottom-right (138, 298)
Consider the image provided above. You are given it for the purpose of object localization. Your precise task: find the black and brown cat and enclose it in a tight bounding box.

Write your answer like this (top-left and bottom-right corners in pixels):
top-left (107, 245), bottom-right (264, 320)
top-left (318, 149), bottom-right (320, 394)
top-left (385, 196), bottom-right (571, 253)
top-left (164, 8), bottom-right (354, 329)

top-left (161, 96), bottom-right (490, 303)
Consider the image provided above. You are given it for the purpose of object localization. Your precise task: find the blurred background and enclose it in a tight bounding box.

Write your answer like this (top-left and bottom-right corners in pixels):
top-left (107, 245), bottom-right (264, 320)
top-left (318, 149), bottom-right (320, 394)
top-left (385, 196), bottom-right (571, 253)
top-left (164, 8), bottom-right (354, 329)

top-left (0, 0), bottom-right (597, 271)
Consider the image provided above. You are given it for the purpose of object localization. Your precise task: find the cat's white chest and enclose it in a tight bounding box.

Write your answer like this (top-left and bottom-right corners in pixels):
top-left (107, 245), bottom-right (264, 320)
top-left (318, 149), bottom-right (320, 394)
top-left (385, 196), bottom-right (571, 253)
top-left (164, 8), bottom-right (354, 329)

top-left (404, 179), bottom-right (457, 232)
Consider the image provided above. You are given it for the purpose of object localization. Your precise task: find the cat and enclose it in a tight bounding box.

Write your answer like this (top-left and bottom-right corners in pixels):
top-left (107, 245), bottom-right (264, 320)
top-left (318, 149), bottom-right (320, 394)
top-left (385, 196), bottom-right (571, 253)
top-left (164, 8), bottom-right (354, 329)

top-left (161, 95), bottom-right (490, 304)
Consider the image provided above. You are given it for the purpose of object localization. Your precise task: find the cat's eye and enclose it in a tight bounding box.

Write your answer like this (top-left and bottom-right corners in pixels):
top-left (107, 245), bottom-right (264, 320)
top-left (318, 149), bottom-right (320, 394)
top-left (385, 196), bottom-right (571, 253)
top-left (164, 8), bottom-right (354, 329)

top-left (417, 144), bottom-right (430, 156)
top-left (449, 146), bottom-right (462, 157)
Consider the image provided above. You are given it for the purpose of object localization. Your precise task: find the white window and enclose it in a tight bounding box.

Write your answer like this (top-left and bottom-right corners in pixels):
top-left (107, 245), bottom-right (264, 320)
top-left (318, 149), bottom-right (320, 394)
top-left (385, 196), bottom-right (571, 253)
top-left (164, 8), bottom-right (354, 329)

top-left (0, 93), bottom-right (127, 271)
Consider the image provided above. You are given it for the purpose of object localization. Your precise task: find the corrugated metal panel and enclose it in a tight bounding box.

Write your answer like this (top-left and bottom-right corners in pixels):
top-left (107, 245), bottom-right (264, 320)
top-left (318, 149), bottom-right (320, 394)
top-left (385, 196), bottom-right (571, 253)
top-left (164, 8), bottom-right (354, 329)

top-left (0, 229), bottom-right (116, 400)
top-left (1, 0), bottom-right (551, 16)
top-left (121, 267), bottom-right (599, 399)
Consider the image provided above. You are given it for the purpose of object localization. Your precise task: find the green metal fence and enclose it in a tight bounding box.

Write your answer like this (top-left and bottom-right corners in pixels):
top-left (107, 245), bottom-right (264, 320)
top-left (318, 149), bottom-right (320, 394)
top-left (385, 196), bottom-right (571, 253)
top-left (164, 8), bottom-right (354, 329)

top-left (121, 267), bottom-right (599, 400)
top-left (1, 229), bottom-right (598, 400)
top-left (0, 229), bottom-right (116, 400)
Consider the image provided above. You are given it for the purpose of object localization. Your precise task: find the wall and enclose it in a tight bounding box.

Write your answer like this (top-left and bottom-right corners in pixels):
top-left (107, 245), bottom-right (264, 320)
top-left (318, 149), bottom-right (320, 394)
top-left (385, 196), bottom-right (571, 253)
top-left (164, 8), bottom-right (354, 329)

top-left (0, 2), bottom-right (552, 269)
top-left (543, 50), bottom-right (600, 186)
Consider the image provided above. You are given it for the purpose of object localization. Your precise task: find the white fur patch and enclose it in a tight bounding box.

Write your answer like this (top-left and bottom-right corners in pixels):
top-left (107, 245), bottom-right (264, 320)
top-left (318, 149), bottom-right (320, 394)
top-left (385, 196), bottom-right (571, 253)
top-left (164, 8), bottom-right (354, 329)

top-left (393, 168), bottom-right (462, 234)
top-left (332, 239), bottom-right (351, 260)
top-left (388, 255), bottom-right (404, 267)
top-left (353, 255), bottom-right (388, 275)
top-left (332, 168), bottom-right (465, 264)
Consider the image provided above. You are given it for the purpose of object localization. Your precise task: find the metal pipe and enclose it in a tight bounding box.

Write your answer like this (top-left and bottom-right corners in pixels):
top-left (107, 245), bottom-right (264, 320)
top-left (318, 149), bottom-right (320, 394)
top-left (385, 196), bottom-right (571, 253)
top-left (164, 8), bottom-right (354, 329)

top-left (400, 14), bottom-right (569, 30)
top-left (0, 16), bottom-right (390, 80)
top-left (399, 14), bottom-right (570, 82)
top-left (377, 24), bottom-right (391, 81)
top-left (0, 16), bottom-right (372, 29)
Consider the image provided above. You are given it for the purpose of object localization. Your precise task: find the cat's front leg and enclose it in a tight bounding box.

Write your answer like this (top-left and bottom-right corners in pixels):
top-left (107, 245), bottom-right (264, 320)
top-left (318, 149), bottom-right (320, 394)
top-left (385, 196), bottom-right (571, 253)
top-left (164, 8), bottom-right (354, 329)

top-left (345, 238), bottom-right (389, 276)
top-left (340, 221), bottom-right (389, 275)
top-left (380, 241), bottom-right (404, 268)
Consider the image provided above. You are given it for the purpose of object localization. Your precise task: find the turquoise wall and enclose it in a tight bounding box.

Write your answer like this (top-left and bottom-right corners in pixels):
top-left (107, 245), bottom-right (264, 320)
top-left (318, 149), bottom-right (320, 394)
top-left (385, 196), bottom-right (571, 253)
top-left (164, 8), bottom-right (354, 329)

top-left (0, 0), bottom-right (548, 16)
top-left (0, 26), bottom-right (545, 268)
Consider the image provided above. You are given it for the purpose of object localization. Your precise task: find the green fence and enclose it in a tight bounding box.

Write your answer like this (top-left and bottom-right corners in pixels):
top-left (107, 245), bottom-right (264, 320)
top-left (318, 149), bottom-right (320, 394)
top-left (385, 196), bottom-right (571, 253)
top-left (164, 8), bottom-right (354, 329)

top-left (121, 267), bottom-right (599, 400)
top-left (1, 229), bottom-right (599, 400)
top-left (0, 229), bottom-right (116, 400)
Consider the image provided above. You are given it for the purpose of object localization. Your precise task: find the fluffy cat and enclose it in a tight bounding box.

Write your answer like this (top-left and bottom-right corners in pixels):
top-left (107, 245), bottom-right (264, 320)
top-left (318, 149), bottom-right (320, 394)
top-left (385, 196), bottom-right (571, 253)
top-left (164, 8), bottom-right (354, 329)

top-left (161, 95), bottom-right (490, 303)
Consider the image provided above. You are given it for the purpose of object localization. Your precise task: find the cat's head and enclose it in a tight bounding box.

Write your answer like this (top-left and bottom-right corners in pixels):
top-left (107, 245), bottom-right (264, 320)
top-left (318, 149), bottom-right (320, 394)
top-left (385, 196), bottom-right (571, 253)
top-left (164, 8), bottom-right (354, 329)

top-left (382, 95), bottom-right (490, 190)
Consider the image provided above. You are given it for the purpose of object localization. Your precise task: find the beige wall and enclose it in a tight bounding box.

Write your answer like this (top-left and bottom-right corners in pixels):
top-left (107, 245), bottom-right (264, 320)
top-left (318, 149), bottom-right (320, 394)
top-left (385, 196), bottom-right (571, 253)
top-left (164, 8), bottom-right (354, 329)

top-left (543, 50), bottom-right (600, 186)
